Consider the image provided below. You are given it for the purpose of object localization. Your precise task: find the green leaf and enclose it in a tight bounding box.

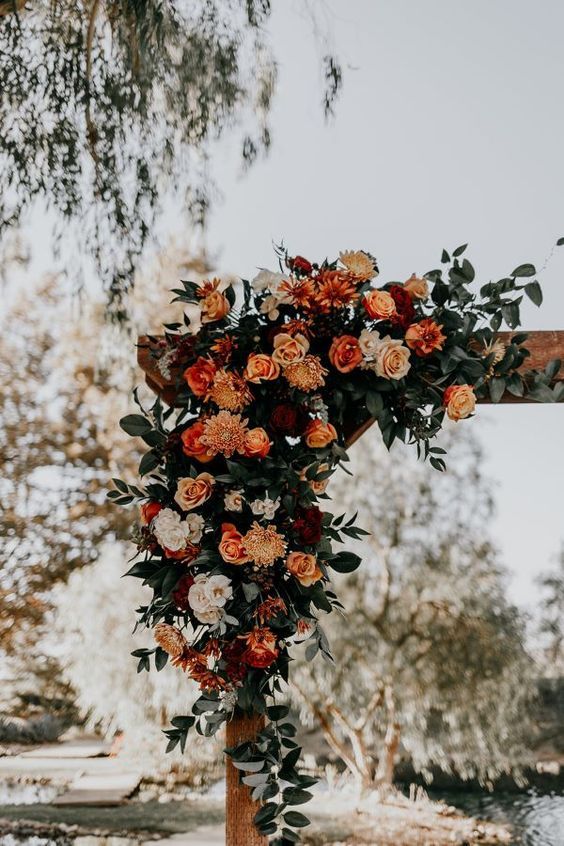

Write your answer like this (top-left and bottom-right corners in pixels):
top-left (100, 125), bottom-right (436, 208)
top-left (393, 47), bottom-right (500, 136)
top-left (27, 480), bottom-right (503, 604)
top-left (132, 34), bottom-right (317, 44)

top-left (365, 391), bottom-right (383, 418)
top-left (267, 705), bottom-right (290, 721)
top-left (155, 647), bottom-right (168, 671)
top-left (511, 263), bottom-right (536, 278)
top-left (254, 802), bottom-right (278, 826)
top-left (489, 377), bottom-right (506, 403)
top-left (230, 759), bottom-right (265, 773)
top-left (452, 243), bottom-right (468, 257)
top-left (283, 787), bottom-right (313, 805)
top-left (283, 811), bottom-right (311, 828)
top-left (441, 249), bottom-right (450, 263)
top-left (120, 414), bottom-right (153, 436)
top-left (524, 281), bottom-right (543, 306)
top-left (328, 551), bottom-right (362, 573)
top-left (139, 450), bottom-right (161, 476)
top-left (557, 237), bottom-right (564, 246)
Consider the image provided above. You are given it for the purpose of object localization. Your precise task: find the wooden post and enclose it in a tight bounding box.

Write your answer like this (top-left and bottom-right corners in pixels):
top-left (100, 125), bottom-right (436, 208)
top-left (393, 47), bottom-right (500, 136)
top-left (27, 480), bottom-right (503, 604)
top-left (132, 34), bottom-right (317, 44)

top-left (225, 712), bottom-right (267, 846)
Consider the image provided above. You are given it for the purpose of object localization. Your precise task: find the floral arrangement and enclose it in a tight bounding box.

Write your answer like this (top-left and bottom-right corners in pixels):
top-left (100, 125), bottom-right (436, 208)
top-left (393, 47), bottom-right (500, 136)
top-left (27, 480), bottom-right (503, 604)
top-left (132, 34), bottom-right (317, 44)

top-left (110, 244), bottom-right (558, 841)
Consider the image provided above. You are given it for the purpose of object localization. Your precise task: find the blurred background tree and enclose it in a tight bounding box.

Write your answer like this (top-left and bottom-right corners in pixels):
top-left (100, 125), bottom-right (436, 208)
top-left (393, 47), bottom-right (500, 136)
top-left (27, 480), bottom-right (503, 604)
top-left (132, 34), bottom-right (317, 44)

top-left (536, 546), bottom-right (564, 673)
top-left (292, 433), bottom-right (537, 790)
top-left (0, 0), bottom-right (342, 314)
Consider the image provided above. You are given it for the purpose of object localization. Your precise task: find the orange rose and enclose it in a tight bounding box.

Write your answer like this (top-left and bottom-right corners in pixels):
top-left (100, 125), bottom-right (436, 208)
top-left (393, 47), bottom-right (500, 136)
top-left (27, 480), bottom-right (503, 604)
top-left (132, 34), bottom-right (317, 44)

top-left (180, 421), bottom-right (215, 463)
top-left (405, 319), bottom-right (446, 357)
top-left (329, 335), bottom-right (363, 373)
top-left (242, 627), bottom-right (279, 668)
top-left (202, 290), bottom-right (230, 323)
top-left (219, 523), bottom-right (250, 565)
top-left (244, 353), bottom-right (280, 383)
top-left (244, 427), bottom-right (271, 458)
top-left (443, 384), bottom-right (476, 421)
top-left (140, 501), bottom-right (162, 525)
top-left (183, 357), bottom-right (217, 397)
top-left (286, 551), bottom-right (323, 587)
top-left (272, 332), bottom-right (310, 367)
top-left (404, 273), bottom-right (429, 300)
top-left (363, 289), bottom-right (397, 320)
top-left (174, 473), bottom-right (215, 511)
top-left (304, 419), bottom-right (337, 449)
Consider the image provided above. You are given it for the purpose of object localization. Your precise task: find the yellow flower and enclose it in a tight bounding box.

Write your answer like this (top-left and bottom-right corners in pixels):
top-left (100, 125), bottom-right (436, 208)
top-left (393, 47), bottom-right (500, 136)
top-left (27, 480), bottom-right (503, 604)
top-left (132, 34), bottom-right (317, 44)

top-left (200, 411), bottom-right (248, 457)
top-left (242, 522), bottom-right (287, 567)
top-left (339, 250), bottom-right (378, 280)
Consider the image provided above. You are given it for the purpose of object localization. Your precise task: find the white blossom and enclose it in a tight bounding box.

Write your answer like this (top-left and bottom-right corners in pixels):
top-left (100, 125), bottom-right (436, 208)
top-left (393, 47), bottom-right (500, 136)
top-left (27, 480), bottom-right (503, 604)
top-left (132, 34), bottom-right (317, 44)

top-left (152, 508), bottom-right (193, 551)
top-left (188, 573), bottom-right (233, 626)
top-left (250, 497), bottom-right (280, 520)
top-left (224, 489), bottom-right (244, 512)
top-left (251, 269), bottom-right (288, 293)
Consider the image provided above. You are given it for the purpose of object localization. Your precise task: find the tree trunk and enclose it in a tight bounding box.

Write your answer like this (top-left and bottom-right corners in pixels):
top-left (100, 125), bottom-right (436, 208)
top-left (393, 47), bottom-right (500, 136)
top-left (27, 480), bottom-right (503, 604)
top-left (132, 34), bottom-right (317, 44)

top-left (375, 685), bottom-right (401, 786)
top-left (225, 712), bottom-right (267, 846)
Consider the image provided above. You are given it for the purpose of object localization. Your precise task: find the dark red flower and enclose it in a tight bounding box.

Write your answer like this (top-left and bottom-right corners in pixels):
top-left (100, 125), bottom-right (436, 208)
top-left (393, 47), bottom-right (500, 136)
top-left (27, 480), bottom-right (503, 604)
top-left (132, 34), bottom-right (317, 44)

top-left (288, 255), bottom-right (313, 275)
top-left (389, 284), bottom-right (416, 330)
top-left (270, 403), bottom-right (309, 437)
top-left (294, 506), bottom-right (323, 545)
top-left (172, 574), bottom-right (195, 611)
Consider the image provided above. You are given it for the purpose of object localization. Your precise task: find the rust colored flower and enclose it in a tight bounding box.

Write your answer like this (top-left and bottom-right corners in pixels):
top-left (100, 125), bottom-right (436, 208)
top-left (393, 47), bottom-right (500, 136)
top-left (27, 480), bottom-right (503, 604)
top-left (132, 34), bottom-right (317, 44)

top-left (242, 627), bottom-right (280, 668)
top-left (403, 273), bottom-right (429, 300)
top-left (329, 335), bottom-right (363, 373)
top-left (304, 418), bottom-right (337, 449)
top-left (172, 573), bottom-right (196, 611)
top-left (140, 501), bottom-right (162, 525)
top-left (278, 276), bottom-right (316, 308)
top-left (315, 270), bottom-right (359, 310)
top-left (242, 522), bottom-right (287, 566)
top-left (154, 622), bottom-right (189, 668)
top-left (293, 505), bottom-right (323, 545)
top-left (284, 355), bottom-right (327, 391)
top-left (211, 334), bottom-right (237, 365)
top-left (202, 290), bottom-right (230, 323)
top-left (243, 427), bottom-right (272, 458)
top-left (200, 411), bottom-right (248, 457)
top-left (180, 420), bottom-right (215, 463)
top-left (219, 523), bottom-right (250, 565)
top-left (164, 543), bottom-right (200, 562)
top-left (288, 255), bottom-right (314, 275)
top-left (183, 357), bottom-right (217, 397)
top-left (405, 319), bottom-right (446, 357)
top-left (208, 369), bottom-right (253, 411)
top-left (270, 403), bottom-right (309, 436)
top-left (363, 289), bottom-right (397, 321)
top-left (389, 284), bottom-right (416, 330)
top-left (254, 596), bottom-right (288, 625)
top-left (339, 250), bottom-right (378, 281)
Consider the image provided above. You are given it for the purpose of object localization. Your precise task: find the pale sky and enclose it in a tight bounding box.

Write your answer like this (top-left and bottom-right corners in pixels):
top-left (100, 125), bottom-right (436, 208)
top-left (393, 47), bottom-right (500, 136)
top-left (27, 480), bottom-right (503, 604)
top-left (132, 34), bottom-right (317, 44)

top-left (204, 0), bottom-right (564, 611)
top-left (4, 1), bottom-right (564, 612)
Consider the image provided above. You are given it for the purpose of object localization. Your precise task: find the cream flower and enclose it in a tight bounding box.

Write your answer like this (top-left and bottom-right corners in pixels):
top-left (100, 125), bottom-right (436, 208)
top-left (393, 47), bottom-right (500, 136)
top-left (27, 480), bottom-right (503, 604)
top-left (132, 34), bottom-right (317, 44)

top-left (339, 249), bottom-right (378, 280)
top-left (373, 337), bottom-right (411, 381)
top-left (252, 269), bottom-right (289, 293)
top-left (152, 508), bottom-right (194, 552)
top-left (224, 489), bottom-right (244, 512)
top-left (272, 332), bottom-right (310, 367)
top-left (358, 328), bottom-right (382, 361)
top-left (185, 513), bottom-right (205, 544)
top-left (188, 573), bottom-right (233, 625)
top-left (250, 497), bottom-right (280, 520)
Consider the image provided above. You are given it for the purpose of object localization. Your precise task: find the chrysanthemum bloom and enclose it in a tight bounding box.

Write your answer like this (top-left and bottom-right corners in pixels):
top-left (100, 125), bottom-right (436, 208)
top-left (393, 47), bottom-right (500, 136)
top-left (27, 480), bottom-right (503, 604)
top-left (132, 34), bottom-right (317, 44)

top-left (403, 273), bottom-right (429, 300)
top-left (208, 369), bottom-right (253, 411)
top-left (242, 522), bottom-right (287, 566)
top-left (154, 622), bottom-right (189, 668)
top-left (211, 334), bottom-right (236, 365)
top-left (329, 335), bottom-right (363, 373)
top-left (200, 410), bottom-right (248, 457)
top-left (339, 250), bottom-right (378, 280)
top-left (284, 355), bottom-right (327, 391)
top-left (443, 384), bottom-right (476, 421)
top-left (315, 270), bottom-right (359, 310)
top-left (481, 337), bottom-right (506, 365)
top-left (405, 319), bottom-right (446, 357)
top-left (278, 276), bottom-right (317, 309)
top-left (242, 627), bottom-right (279, 668)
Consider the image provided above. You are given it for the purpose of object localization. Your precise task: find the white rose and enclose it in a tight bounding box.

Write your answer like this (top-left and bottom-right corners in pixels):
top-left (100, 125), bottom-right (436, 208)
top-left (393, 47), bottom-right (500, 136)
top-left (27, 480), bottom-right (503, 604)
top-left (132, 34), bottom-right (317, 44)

top-left (373, 336), bottom-right (411, 381)
top-left (251, 269), bottom-right (288, 293)
top-left (187, 574), bottom-right (211, 615)
top-left (205, 574), bottom-right (233, 608)
top-left (358, 328), bottom-right (381, 361)
top-left (185, 513), bottom-right (204, 544)
top-left (152, 508), bottom-right (190, 551)
top-left (194, 605), bottom-right (223, 625)
top-left (224, 489), bottom-right (244, 512)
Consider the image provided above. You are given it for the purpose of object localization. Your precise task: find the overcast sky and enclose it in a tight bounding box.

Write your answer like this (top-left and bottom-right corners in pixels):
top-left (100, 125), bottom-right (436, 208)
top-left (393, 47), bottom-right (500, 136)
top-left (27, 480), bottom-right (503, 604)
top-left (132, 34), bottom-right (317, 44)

top-left (204, 0), bottom-right (564, 611)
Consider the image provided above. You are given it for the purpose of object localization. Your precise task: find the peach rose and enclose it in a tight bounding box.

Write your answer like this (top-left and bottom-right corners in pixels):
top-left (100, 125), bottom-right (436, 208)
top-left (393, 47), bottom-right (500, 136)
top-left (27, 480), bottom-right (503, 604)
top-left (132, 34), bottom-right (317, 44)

top-left (202, 290), bottom-right (230, 323)
top-left (140, 501), bottom-right (162, 525)
top-left (244, 353), bottom-right (280, 383)
top-left (180, 420), bottom-right (215, 463)
top-left (183, 357), bottom-right (217, 397)
top-left (404, 273), bottom-right (429, 300)
top-left (405, 319), bottom-right (446, 357)
top-left (373, 337), bottom-right (411, 380)
top-left (219, 523), bottom-right (250, 565)
top-left (244, 427), bottom-right (272, 458)
top-left (272, 332), bottom-right (310, 367)
top-left (242, 627), bottom-right (279, 668)
top-left (363, 289), bottom-right (397, 320)
top-left (286, 551), bottom-right (323, 587)
top-left (304, 419), bottom-right (338, 449)
top-left (174, 473), bottom-right (215, 511)
top-left (443, 384), bottom-right (476, 421)
top-left (300, 463), bottom-right (331, 495)
top-left (329, 335), bottom-right (363, 373)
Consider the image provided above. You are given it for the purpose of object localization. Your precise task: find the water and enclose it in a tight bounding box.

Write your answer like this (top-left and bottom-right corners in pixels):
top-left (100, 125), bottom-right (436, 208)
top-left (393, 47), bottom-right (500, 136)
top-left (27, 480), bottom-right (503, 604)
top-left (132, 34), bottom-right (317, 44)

top-left (436, 789), bottom-right (564, 846)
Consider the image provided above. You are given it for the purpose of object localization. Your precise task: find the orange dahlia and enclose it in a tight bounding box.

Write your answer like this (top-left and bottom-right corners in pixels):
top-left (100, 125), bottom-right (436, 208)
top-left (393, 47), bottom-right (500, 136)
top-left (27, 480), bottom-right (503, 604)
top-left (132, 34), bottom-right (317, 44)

top-left (242, 522), bottom-right (287, 566)
top-left (208, 369), bottom-right (253, 411)
top-left (284, 355), bottom-right (327, 391)
top-left (200, 410), bottom-right (248, 457)
top-left (315, 270), bottom-right (359, 310)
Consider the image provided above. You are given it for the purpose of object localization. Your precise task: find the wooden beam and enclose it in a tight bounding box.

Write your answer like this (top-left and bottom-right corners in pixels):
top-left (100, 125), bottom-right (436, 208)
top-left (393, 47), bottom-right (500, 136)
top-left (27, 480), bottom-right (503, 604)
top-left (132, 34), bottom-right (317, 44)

top-left (137, 330), bottom-right (564, 408)
top-left (0, 0), bottom-right (26, 16)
